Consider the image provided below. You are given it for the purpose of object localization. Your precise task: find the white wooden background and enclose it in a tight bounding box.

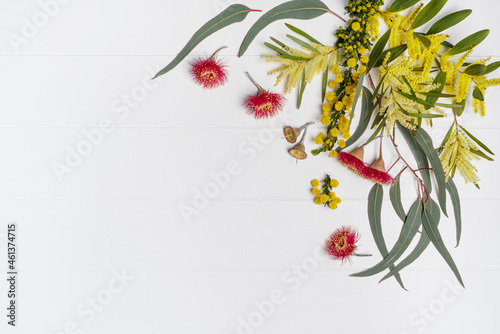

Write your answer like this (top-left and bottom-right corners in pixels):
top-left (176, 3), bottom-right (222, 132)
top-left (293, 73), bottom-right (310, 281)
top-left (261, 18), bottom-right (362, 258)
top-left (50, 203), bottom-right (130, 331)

top-left (1, 0), bottom-right (499, 333)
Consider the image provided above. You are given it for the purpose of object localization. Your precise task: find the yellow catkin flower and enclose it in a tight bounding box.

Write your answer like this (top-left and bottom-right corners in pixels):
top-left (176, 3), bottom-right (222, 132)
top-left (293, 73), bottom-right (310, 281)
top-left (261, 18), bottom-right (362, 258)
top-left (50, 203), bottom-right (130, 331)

top-left (456, 73), bottom-right (472, 103)
top-left (311, 179), bottom-right (320, 187)
top-left (312, 188), bottom-right (321, 196)
top-left (321, 115), bottom-right (331, 125)
top-left (329, 150), bottom-right (338, 158)
top-left (351, 21), bottom-right (361, 31)
top-left (335, 73), bottom-right (344, 83)
top-left (330, 179), bottom-right (339, 188)
top-left (314, 197), bottom-right (322, 205)
top-left (337, 140), bottom-right (346, 148)
top-left (320, 194), bottom-right (329, 203)
top-left (334, 101), bottom-right (344, 111)
top-left (473, 98), bottom-right (486, 117)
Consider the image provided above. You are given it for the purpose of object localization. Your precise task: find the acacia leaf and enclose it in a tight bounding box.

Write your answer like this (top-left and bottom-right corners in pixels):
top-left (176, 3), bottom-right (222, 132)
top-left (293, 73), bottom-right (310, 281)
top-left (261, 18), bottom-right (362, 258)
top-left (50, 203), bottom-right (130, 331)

top-left (367, 29), bottom-right (391, 70)
top-left (412, 0), bottom-right (448, 30)
top-left (426, 9), bottom-right (472, 35)
top-left (448, 29), bottom-right (490, 56)
top-left (338, 86), bottom-right (372, 152)
top-left (388, 0), bottom-right (421, 12)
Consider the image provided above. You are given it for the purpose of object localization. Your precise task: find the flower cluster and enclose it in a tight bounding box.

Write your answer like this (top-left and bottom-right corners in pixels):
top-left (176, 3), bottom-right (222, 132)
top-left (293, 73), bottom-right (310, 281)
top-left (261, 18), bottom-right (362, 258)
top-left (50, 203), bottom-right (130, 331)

top-left (337, 147), bottom-right (394, 186)
top-left (325, 226), bottom-right (360, 263)
top-left (440, 129), bottom-right (480, 184)
top-left (311, 175), bottom-right (341, 210)
top-left (313, 0), bottom-right (382, 157)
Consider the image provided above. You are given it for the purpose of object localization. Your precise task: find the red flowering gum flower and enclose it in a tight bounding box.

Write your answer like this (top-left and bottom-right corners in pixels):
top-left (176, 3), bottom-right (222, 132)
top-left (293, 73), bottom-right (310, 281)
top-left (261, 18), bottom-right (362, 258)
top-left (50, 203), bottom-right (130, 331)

top-left (363, 157), bottom-right (395, 186)
top-left (243, 72), bottom-right (285, 119)
top-left (243, 90), bottom-right (285, 119)
top-left (189, 48), bottom-right (228, 89)
top-left (325, 226), bottom-right (360, 263)
top-left (337, 147), bottom-right (366, 174)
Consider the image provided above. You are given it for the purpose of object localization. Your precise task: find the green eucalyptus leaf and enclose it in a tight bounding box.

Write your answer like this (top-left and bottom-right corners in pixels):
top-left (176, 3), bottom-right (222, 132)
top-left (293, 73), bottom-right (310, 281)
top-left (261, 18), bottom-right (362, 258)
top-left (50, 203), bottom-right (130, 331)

top-left (380, 198), bottom-right (440, 283)
top-left (446, 178), bottom-right (462, 247)
top-left (365, 184), bottom-right (406, 289)
top-left (414, 128), bottom-right (448, 217)
top-left (351, 200), bottom-right (423, 277)
top-left (153, 4), bottom-right (257, 79)
top-left (411, 0), bottom-right (448, 29)
top-left (238, 0), bottom-right (331, 56)
top-left (398, 124), bottom-right (432, 193)
top-left (367, 29), bottom-right (391, 70)
top-left (464, 64), bottom-right (486, 76)
top-left (388, 0), bottom-right (421, 12)
top-left (422, 197), bottom-right (465, 287)
top-left (285, 23), bottom-right (322, 44)
top-left (473, 86), bottom-right (484, 101)
top-left (482, 61), bottom-right (500, 76)
top-left (448, 29), bottom-right (490, 56)
top-left (338, 86), bottom-right (372, 152)
top-left (426, 9), bottom-right (472, 35)
top-left (390, 175), bottom-right (406, 222)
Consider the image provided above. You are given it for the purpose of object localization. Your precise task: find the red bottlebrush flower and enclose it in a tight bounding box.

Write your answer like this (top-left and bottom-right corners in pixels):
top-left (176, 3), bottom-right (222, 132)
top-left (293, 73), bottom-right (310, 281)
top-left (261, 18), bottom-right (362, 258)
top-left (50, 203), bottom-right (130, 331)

top-left (325, 226), bottom-right (360, 263)
top-left (189, 47), bottom-right (228, 89)
top-left (363, 157), bottom-right (395, 186)
top-left (337, 147), bottom-right (366, 174)
top-left (243, 72), bottom-right (285, 119)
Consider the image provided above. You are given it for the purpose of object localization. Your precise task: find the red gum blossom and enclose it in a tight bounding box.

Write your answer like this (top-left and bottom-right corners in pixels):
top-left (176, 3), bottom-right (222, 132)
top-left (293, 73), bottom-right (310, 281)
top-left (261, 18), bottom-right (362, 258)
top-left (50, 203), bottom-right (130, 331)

top-left (337, 150), bottom-right (395, 186)
top-left (337, 151), bottom-right (366, 174)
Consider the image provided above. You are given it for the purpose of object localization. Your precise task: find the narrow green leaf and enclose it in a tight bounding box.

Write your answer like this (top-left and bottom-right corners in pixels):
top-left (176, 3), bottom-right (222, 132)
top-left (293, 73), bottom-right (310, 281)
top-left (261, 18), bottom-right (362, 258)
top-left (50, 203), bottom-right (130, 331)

top-left (380, 198), bottom-right (440, 283)
top-left (398, 124), bottom-right (432, 193)
top-left (338, 86), bottom-right (372, 152)
top-left (459, 126), bottom-right (495, 155)
top-left (426, 9), bottom-right (472, 35)
top-left (297, 68), bottom-right (307, 109)
top-left (278, 54), bottom-right (310, 61)
top-left (473, 86), bottom-right (484, 101)
top-left (270, 37), bottom-right (287, 48)
top-left (412, 0), bottom-right (448, 29)
top-left (414, 128), bottom-right (448, 217)
top-left (402, 75), bottom-right (417, 99)
top-left (396, 90), bottom-right (434, 108)
top-left (470, 149), bottom-right (494, 161)
top-left (420, 92), bottom-right (455, 98)
top-left (448, 30), bottom-right (490, 56)
top-left (422, 197), bottom-right (465, 287)
top-left (285, 23), bottom-right (322, 45)
top-left (482, 61), bottom-right (500, 76)
top-left (437, 123), bottom-right (454, 154)
top-left (464, 64), bottom-right (486, 76)
top-left (238, 0), bottom-right (331, 56)
top-left (321, 66), bottom-right (328, 102)
top-left (371, 73), bottom-right (387, 102)
top-left (435, 102), bottom-right (467, 109)
top-left (286, 34), bottom-right (320, 53)
top-left (365, 184), bottom-right (406, 289)
top-left (374, 45), bottom-right (408, 68)
top-left (153, 4), bottom-right (257, 79)
top-left (365, 116), bottom-right (386, 146)
top-left (390, 175), bottom-right (406, 222)
top-left (351, 200), bottom-right (423, 277)
top-left (367, 29), bottom-right (391, 71)
top-left (264, 42), bottom-right (290, 55)
top-left (425, 71), bottom-right (447, 110)
top-left (441, 40), bottom-right (454, 49)
top-left (446, 178), bottom-right (462, 247)
top-left (388, 0), bottom-right (421, 12)
top-left (347, 73), bottom-right (365, 129)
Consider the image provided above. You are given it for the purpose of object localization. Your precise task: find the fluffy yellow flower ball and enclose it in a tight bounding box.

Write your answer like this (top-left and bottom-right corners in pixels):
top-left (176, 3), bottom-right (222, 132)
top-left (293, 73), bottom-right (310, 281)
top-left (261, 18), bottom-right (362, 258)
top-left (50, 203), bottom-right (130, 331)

top-left (330, 179), bottom-right (339, 188)
top-left (351, 21), bottom-right (361, 31)
top-left (311, 179), bottom-right (320, 187)
top-left (347, 58), bottom-right (357, 68)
